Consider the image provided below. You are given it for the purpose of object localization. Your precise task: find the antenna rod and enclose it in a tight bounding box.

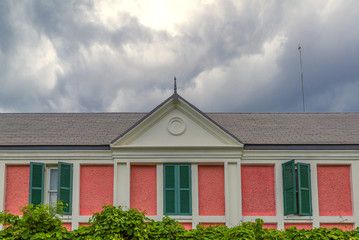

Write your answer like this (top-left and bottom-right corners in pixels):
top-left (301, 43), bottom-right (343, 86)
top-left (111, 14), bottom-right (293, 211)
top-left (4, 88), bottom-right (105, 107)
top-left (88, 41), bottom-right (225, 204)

top-left (298, 43), bottom-right (306, 112)
top-left (174, 77), bottom-right (177, 94)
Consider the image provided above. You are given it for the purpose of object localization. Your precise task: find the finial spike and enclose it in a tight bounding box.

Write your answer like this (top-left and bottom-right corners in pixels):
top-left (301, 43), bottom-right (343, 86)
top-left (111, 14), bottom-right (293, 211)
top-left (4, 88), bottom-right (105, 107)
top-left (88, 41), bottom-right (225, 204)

top-left (174, 77), bottom-right (177, 94)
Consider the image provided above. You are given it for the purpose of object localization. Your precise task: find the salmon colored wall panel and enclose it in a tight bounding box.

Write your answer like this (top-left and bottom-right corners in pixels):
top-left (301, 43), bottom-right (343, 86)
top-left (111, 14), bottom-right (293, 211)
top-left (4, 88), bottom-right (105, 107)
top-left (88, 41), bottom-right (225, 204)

top-left (241, 165), bottom-right (275, 216)
top-left (80, 165), bottom-right (114, 215)
top-left (130, 165), bottom-right (157, 215)
top-left (198, 165), bottom-right (225, 216)
top-left (263, 223), bottom-right (277, 230)
top-left (181, 222), bottom-right (192, 230)
top-left (79, 223), bottom-right (90, 227)
top-left (62, 223), bottom-right (72, 231)
top-left (284, 223), bottom-right (312, 230)
top-left (5, 165), bottom-right (30, 215)
top-left (199, 223), bottom-right (225, 227)
top-left (317, 165), bottom-right (352, 216)
top-left (320, 223), bottom-right (353, 231)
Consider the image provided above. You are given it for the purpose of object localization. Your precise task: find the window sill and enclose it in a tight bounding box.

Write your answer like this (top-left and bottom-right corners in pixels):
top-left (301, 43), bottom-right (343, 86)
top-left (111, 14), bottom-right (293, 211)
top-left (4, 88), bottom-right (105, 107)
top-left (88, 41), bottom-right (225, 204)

top-left (284, 215), bottom-right (313, 221)
top-left (167, 215), bottom-right (192, 220)
top-left (59, 215), bottom-right (72, 221)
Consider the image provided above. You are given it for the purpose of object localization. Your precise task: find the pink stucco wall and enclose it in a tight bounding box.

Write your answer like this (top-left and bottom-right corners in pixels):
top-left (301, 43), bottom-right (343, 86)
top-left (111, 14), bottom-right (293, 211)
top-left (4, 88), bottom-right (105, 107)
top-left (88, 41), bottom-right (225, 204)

top-left (199, 223), bottom-right (225, 227)
top-left (62, 223), bottom-right (72, 231)
top-left (181, 222), bottom-right (192, 230)
top-left (130, 165), bottom-right (157, 215)
top-left (80, 165), bottom-right (114, 215)
top-left (241, 165), bottom-right (276, 216)
top-left (317, 165), bottom-right (352, 216)
top-left (5, 165), bottom-right (30, 215)
top-left (284, 223), bottom-right (312, 230)
top-left (320, 223), bottom-right (353, 231)
top-left (198, 165), bottom-right (225, 216)
top-left (262, 223), bottom-right (277, 230)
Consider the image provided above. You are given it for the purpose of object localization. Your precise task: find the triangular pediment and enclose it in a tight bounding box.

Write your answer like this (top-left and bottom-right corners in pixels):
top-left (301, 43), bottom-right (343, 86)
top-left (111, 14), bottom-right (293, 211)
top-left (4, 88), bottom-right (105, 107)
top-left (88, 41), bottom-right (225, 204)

top-left (111, 95), bottom-right (242, 148)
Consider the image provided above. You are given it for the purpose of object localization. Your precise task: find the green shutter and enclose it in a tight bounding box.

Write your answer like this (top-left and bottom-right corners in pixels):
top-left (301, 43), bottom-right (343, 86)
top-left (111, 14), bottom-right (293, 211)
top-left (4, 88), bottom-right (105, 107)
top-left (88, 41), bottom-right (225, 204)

top-left (297, 162), bottom-right (312, 216)
top-left (164, 165), bottom-right (176, 214)
top-left (58, 162), bottom-right (73, 215)
top-left (29, 162), bottom-right (45, 206)
top-left (282, 159), bottom-right (297, 215)
top-left (164, 164), bottom-right (191, 215)
top-left (179, 165), bottom-right (191, 215)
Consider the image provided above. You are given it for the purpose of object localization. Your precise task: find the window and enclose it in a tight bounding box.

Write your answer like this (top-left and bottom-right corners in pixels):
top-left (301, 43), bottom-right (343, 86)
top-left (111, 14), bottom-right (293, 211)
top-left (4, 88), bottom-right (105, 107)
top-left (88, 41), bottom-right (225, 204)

top-left (282, 159), bottom-right (312, 216)
top-left (29, 162), bottom-right (73, 215)
top-left (163, 164), bottom-right (191, 215)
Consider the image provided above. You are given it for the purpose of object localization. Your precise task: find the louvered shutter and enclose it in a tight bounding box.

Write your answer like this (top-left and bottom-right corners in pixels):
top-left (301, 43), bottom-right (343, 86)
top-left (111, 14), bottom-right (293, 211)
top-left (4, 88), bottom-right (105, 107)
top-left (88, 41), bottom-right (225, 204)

top-left (282, 159), bottom-right (297, 215)
top-left (179, 165), bottom-right (191, 215)
top-left (297, 162), bottom-right (312, 216)
top-left (29, 162), bottom-right (45, 206)
top-left (164, 165), bottom-right (176, 214)
top-left (58, 162), bottom-right (73, 215)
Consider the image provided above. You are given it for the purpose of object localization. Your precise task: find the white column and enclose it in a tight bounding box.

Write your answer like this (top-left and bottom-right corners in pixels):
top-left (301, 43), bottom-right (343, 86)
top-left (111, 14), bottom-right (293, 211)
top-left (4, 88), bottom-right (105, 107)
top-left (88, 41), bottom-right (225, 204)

top-left (0, 161), bottom-right (5, 230)
top-left (275, 163), bottom-right (284, 230)
top-left (192, 164), bottom-right (199, 228)
top-left (311, 162), bottom-right (320, 228)
top-left (71, 162), bottom-right (80, 230)
top-left (156, 164), bottom-right (163, 220)
top-left (226, 162), bottom-right (240, 227)
top-left (116, 162), bottom-right (130, 208)
top-left (351, 162), bottom-right (359, 228)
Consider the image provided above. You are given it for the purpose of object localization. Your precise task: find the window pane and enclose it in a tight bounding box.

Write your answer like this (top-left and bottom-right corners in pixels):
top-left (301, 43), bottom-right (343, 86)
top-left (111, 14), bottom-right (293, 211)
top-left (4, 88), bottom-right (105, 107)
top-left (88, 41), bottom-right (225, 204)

top-left (50, 169), bottom-right (58, 190)
top-left (180, 166), bottom-right (190, 188)
top-left (49, 192), bottom-right (57, 205)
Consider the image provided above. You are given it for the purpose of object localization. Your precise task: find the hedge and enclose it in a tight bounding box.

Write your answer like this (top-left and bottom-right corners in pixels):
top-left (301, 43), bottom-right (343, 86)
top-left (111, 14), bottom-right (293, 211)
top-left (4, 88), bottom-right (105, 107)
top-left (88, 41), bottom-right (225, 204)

top-left (1, 203), bottom-right (359, 239)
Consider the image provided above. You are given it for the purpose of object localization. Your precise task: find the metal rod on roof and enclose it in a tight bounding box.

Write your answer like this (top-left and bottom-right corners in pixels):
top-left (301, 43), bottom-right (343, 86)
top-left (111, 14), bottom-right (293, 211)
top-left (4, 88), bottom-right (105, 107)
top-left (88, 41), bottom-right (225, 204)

top-left (298, 43), bottom-right (306, 112)
top-left (174, 77), bottom-right (177, 94)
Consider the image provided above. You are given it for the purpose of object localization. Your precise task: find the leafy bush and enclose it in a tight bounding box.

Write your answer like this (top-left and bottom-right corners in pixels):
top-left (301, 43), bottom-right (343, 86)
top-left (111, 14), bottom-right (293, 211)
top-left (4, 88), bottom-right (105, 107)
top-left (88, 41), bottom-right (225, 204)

top-left (2, 204), bottom-right (359, 239)
top-left (0, 202), bottom-right (71, 239)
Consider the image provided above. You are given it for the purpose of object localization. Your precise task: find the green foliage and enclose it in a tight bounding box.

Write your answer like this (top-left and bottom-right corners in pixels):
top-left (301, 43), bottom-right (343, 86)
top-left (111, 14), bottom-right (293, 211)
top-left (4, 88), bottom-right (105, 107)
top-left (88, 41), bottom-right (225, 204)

top-left (2, 204), bottom-right (359, 239)
top-left (0, 202), bottom-right (71, 239)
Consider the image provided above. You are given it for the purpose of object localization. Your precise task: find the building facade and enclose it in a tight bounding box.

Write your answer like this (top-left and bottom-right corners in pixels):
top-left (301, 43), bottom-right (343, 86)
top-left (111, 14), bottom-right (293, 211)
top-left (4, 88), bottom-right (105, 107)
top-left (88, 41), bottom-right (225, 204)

top-left (1, 93), bottom-right (359, 231)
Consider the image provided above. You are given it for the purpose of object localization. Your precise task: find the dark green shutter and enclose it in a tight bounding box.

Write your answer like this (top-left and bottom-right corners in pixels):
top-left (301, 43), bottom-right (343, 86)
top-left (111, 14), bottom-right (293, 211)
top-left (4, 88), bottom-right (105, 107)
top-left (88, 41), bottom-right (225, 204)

top-left (164, 164), bottom-right (191, 215)
top-left (297, 162), bottom-right (312, 216)
top-left (164, 165), bottom-right (176, 214)
top-left (282, 159), bottom-right (297, 215)
top-left (29, 162), bottom-right (45, 206)
top-left (58, 162), bottom-right (73, 215)
top-left (179, 165), bottom-right (191, 215)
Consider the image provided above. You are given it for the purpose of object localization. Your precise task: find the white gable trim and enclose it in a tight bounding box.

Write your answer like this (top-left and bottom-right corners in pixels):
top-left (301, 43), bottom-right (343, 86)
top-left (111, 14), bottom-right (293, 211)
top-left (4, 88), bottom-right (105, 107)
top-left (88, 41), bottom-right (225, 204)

top-left (111, 96), bottom-right (243, 148)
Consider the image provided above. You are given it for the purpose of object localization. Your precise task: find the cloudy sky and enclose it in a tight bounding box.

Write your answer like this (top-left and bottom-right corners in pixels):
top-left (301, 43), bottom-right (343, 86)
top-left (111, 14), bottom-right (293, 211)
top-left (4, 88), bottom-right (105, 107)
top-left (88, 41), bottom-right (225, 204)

top-left (1, 0), bottom-right (358, 113)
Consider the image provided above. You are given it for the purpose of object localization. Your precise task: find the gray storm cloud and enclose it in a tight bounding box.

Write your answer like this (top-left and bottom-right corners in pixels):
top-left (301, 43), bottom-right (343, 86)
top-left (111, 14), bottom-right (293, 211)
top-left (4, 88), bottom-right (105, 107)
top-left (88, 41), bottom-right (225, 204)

top-left (0, 0), bottom-right (358, 113)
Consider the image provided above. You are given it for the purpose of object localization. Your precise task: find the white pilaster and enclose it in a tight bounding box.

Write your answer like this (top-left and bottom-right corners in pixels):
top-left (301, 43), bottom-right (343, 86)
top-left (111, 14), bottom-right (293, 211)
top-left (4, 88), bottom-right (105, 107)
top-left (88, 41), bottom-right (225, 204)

top-left (116, 162), bottom-right (130, 208)
top-left (275, 163), bottom-right (284, 230)
top-left (351, 162), bottom-right (359, 228)
top-left (0, 161), bottom-right (5, 230)
top-left (226, 162), bottom-right (240, 227)
top-left (192, 163), bottom-right (199, 228)
top-left (310, 162), bottom-right (320, 228)
top-left (156, 164), bottom-right (163, 220)
top-left (71, 162), bottom-right (80, 230)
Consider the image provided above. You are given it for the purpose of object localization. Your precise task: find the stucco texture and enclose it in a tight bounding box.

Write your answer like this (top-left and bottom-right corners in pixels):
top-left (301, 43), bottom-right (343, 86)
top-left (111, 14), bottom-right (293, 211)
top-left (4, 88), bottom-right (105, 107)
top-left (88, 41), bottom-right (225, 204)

top-left (317, 165), bottom-right (352, 216)
top-left (181, 222), bottom-right (192, 230)
top-left (262, 223), bottom-right (277, 230)
top-left (284, 223), bottom-right (312, 230)
top-left (241, 165), bottom-right (276, 216)
top-left (80, 165), bottom-right (114, 215)
top-left (5, 165), bottom-right (29, 215)
top-left (198, 165), bottom-right (225, 216)
top-left (199, 223), bottom-right (225, 227)
top-left (62, 223), bottom-right (72, 231)
top-left (320, 223), bottom-right (353, 231)
top-left (130, 165), bottom-right (157, 215)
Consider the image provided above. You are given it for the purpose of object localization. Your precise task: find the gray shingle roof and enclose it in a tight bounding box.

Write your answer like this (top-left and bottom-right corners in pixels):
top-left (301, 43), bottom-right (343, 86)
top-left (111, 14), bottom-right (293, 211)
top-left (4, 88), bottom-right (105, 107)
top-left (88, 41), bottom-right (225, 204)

top-left (0, 112), bottom-right (359, 146)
